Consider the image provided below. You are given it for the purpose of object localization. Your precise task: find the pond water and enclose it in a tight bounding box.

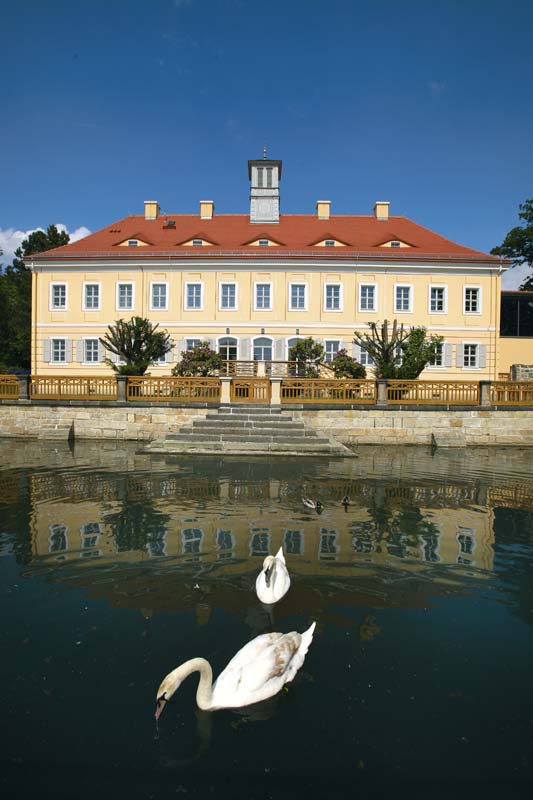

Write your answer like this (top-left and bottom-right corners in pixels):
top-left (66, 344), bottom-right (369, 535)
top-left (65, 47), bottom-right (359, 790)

top-left (1, 440), bottom-right (533, 798)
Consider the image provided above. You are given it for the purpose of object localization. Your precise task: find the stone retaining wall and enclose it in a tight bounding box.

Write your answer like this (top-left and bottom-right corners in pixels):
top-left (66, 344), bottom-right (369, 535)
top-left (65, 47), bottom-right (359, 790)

top-left (0, 402), bottom-right (532, 446)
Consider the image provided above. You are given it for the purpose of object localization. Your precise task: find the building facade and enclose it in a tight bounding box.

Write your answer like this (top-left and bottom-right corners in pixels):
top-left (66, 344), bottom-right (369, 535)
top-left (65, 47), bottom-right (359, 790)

top-left (26, 157), bottom-right (513, 379)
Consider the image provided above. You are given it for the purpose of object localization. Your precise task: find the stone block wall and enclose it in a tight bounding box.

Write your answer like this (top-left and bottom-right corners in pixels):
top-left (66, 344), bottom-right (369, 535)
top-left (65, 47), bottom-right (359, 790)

top-left (510, 364), bottom-right (533, 381)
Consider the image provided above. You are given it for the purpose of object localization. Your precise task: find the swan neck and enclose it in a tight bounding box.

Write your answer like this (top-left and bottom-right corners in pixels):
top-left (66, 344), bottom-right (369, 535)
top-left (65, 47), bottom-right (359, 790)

top-left (179, 658), bottom-right (213, 710)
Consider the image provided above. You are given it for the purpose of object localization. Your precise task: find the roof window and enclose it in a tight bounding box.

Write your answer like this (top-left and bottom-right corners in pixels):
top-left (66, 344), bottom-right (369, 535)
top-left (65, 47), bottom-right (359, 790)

top-left (325, 240), bottom-right (335, 247)
top-left (390, 241), bottom-right (401, 248)
top-left (128, 240), bottom-right (138, 247)
top-left (192, 239), bottom-right (203, 246)
top-left (258, 239), bottom-right (270, 246)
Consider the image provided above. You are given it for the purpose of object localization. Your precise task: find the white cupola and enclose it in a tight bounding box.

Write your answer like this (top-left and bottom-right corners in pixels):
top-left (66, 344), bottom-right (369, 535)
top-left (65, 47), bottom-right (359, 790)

top-left (248, 150), bottom-right (282, 223)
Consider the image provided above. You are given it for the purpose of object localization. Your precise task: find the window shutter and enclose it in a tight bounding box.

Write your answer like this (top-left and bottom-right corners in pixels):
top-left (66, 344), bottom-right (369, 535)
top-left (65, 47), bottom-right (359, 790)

top-left (165, 347), bottom-right (175, 363)
top-left (176, 339), bottom-right (185, 358)
top-left (65, 340), bottom-right (73, 363)
top-left (241, 338), bottom-right (251, 360)
top-left (444, 343), bottom-right (453, 368)
top-left (107, 350), bottom-right (118, 363)
top-left (352, 343), bottom-right (361, 361)
top-left (43, 339), bottom-right (51, 362)
top-left (274, 339), bottom-right (284, 360)
top-left (456, 344), bottom-right (464, 368)
top-left (76, 340), bottom-right (84, 363)
top-left (98, 342), bottom-right (106, 362)
top-left (479, 345), bottom-right (487, 368)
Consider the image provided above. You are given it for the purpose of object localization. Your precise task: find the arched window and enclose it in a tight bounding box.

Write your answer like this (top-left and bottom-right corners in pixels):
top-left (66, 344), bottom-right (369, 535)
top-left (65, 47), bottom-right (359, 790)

top-left (253, 337), bottom-right (273, 361)
top-left (218, 337), bottom-right (238, 361)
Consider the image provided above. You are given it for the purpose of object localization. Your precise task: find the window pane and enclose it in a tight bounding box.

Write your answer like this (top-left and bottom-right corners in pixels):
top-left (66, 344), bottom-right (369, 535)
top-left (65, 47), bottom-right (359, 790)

top-left (463, 344), bottom-right (478, 367)
top-left (52, 285), bottom-right (66, 308)
top-left (465, 288), bottom-right (479, 313)
top-left (429, 342), bottom-right (444, 367)
top-left (85, 284), bottom-right (99, 309)
top-left (325, 341), bottom-right (340, 362)
top-left (118, 284), bottom-right (133, 309)
top-left (360, 285), bottom-right (375, 310)
top-left (395, 286), bottom-right (410, 311)
top-left (187, 284), bottom-right (202, 308)
top-left (152, 283), bottom-right (166, 309)
top-left (325, 285), bottom-right (340, 310)
top-left (52, 339), bottom-right (66, 362)
top-left (221, 283), bottom-right (236, 309)
top-left (186, 339), bottom-right (201, 351)
top-left (256, 284), bottom-right (271, 309)
top-left (359, 347), bottom-right (375, 367)
top-left (85, 339), bottom-right (99, 363)
top-left (430, 287), bottom-right (445, 312)
top-left (253, 338), bottom-right (272, 361)
top-left (290, 284), bottom-right (305, 309)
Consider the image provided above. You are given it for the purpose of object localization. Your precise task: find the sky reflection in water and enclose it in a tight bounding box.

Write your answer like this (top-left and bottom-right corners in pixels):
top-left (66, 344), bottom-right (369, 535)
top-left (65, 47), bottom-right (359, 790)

top-left (1, 440), bottom-right (533, 798)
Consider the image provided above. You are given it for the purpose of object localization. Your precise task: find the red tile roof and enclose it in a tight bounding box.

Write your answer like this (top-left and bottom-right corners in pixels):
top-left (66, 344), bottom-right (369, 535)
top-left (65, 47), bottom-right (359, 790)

top-left (28, 213), bottom-right (501, 263)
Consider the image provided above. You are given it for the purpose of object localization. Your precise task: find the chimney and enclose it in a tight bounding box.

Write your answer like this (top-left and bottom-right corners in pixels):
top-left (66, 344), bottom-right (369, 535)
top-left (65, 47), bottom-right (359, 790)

top-left (200, 200), bottom-right (214, 220)
top-left (374, 201), bottom-right (390, 221)
top-left (316, 200), bottom-right (331, 220)
top-left (144, 200), bottom-right (159, 220)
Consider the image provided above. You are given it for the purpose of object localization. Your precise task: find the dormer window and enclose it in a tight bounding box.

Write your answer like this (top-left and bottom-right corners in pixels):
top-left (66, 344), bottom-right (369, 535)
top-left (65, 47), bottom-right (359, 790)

top-left (128, 240), bottom-right (138, 247)
top-left (325, 240), bottom-right (335, 247)
top-left (192, 239), bottom-right (203, 246)
top-left (378, 239), bottom-right (412, 248)
top-left (258, 240), bottom-right (269, 246)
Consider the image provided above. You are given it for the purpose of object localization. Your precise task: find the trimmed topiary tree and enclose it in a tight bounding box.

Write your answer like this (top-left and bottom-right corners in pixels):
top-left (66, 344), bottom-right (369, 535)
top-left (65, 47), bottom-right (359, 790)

top-left (99, 316), bottom-right (173, 375)
top-left (288, 337), bottom-right (325, 378)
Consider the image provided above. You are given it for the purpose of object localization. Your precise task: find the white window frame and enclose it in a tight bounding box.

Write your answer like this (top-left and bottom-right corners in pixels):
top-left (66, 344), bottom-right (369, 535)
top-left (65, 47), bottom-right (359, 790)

top-left (428, 285), bottom-right (447, 314)
top-left (288, 282), bottom-right (308, 312)
top-left (462, 342), bottom-right (480, 370)
top-left (192, 239), bottom-right (203, 247)
top-left (149, 281), bottom-right (169, 311)
top-left (463, 285), bottom-right (482, 315)
top-left (186, 338), bottom-right (202, 352)
top-left (83, 337), bottom-right (100, 365)
top-left (324, 340), bottom-right (341, 363)
top-left (252, 336), bottom-right (273, 361)
top-left (359, 347), bottom-right (375, 368)
top-left (50, 282), bottom-right (68, 311)
top-left (51, 337), bottom-right (67, 364)
top-left (254, 281), bottom-right (273, 311)
top-left (394, 283), bottom-right (413, 314)
top-left (324, 282), bottom-right (343, 312)
top-left (218, 281), bottom-right (238, 311)
top-left (217, 336), bottom-right (239, 360)
top-left (116, 281), bottom-right (135, 311)
top-left (184, 281), bottom-right (204, 311)
top-left (324, 240), bottom-right (336, 247)
top-left (82, 281), bottom-right (101, 311)
top-left (427, 341), bottom-right (445, 370)
top-left (358, 283), bottom-right (378, 312)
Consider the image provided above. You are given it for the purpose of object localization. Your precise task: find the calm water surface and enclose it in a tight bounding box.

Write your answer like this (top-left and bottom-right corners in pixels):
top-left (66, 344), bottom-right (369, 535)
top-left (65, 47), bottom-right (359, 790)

top-left (1, 440), bottom-right (533, 798)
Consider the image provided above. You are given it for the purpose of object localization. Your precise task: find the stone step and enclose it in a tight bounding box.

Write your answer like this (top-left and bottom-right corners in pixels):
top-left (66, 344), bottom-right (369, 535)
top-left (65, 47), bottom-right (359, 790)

top-left (217, 406), bottom-right (282, 415)
top-left (167, 432), bottom-right (332, 444)
top-left (144, 440), bottom-right (351, 456)
top-left (191, 419), bottom-right (306, 431)
top-left (182, 425), bottom-right (322, 438)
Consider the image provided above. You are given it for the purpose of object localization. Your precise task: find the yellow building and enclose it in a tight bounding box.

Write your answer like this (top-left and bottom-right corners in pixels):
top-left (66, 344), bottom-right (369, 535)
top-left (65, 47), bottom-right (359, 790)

top-left (26, 157), bottom-right (512, 380)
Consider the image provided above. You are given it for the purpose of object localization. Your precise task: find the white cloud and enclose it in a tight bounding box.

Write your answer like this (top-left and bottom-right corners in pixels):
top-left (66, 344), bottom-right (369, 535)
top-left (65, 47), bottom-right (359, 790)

top-left (0, 224), bottom-right (91, 268)
top-left (502, 262), bottom-right (533, 289)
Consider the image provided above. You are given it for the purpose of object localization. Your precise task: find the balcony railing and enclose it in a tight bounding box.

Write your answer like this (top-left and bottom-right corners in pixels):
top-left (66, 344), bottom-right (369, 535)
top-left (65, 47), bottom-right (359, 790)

top-left (126, 377), bottom-right (221, 402)
top-left (0, 376), bottom-right (19, 399)
top-left (281, 379), bottom-right (377, 404)
top-left (490, 381), bottom-right (533, 405)
top-left (30, 376), bottom-right (118, 400)
top-left (386, 380), bottom-right (480, 405)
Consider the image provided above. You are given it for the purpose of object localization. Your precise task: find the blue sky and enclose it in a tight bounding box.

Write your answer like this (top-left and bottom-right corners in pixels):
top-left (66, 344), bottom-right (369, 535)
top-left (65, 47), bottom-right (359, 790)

top-left (1, 0), bottom-right (532, 285)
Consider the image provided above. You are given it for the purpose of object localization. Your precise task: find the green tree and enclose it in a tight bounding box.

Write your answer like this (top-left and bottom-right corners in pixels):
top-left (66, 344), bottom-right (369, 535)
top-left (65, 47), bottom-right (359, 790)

top-left (329, 348), bottom-right (366, 379)
top-left (100, 317), bottom-right (173, 375)
top-left (0, 225), bottom-right (70, 370)
top-left (491, 198), bottom-right (533, 290)
top-left (353, 320), bottom-right (442, 379)
top-left (172, 341), bottom-right (222, 376)
top-left (288, 337), bottom-right (324, 378)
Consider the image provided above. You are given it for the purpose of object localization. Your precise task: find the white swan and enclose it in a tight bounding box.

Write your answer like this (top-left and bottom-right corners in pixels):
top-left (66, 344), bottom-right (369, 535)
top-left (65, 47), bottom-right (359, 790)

top-left (255, 546), bottom-right (291, 604)
top-left (155, 622), bottom-right (316, 717)
top-left (302, 497), bottom-right (323, 512)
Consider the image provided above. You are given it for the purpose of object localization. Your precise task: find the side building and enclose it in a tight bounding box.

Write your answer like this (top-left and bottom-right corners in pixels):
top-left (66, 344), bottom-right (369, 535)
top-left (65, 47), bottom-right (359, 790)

top-left (26, 157), bottom-right (509, 380)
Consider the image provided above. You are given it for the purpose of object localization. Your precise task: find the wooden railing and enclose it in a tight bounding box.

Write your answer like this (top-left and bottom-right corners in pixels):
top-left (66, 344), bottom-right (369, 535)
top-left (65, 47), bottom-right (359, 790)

top-left (221, 361), bottom-right (257, 376)
top-left (0, 376), bottom-right (19, 399)
top-left (126, 377), bottom-right (220, 402)
top-left (281, 379), bottom-right (377, 404)
top-left (387, 380), bottom-right (480, 405)
top-left (490, 381), bottom-right (533, 405)
top-left (30, 375), bottom-right (118, 400)
top-left (265, 360), bottom-right (299, 377)
top-left (230, 379), bottom-right (271, 403)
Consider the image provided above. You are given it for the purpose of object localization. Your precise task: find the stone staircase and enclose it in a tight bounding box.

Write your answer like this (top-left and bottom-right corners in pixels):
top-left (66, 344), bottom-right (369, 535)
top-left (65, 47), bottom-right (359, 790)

top-left (144, 405), bottom-right (352, 457)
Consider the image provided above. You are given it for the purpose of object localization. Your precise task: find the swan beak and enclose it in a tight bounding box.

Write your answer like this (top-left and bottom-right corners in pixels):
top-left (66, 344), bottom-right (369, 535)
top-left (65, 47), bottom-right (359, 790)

top-left (155, 695), bottom-right (167, 720)
top-left (264, 565), bottom-right (273, 587)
